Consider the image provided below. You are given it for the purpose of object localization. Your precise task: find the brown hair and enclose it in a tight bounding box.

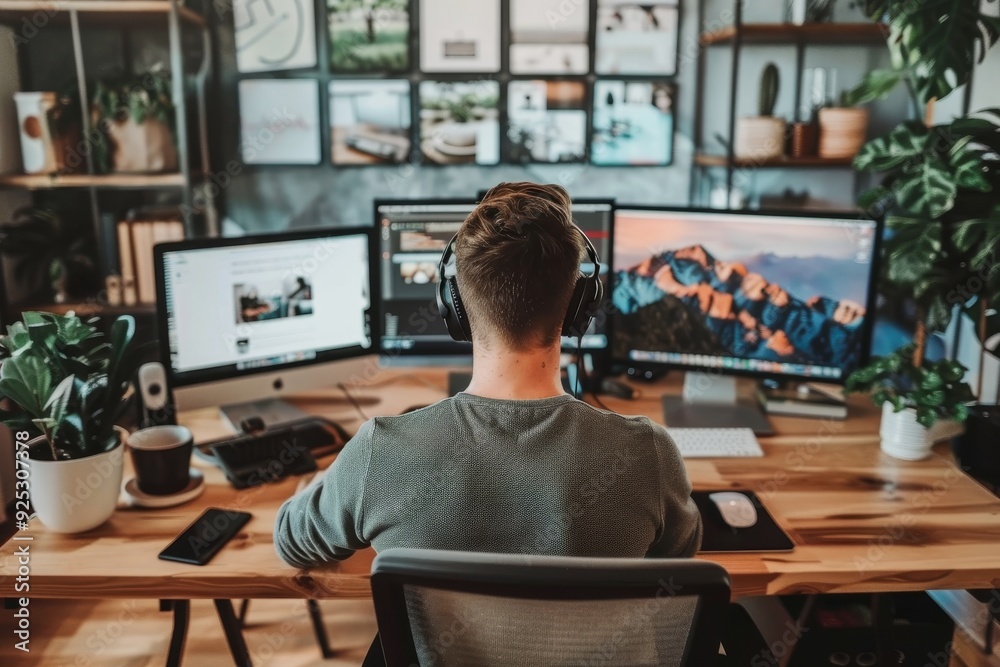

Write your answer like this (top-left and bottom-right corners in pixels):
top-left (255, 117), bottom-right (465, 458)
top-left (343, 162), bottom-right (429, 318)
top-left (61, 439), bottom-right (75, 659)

top-left (455, 182), bottom-right (584, 350)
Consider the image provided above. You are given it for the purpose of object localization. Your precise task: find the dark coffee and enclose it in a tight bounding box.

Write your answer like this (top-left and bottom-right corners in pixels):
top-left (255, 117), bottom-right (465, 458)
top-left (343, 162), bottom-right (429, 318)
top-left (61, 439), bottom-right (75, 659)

top-left (127, 425), bottom-right (193, 496)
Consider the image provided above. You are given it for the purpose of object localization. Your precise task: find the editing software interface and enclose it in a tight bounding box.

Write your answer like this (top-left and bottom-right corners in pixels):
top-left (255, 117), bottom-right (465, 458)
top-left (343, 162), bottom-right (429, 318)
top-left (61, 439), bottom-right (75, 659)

top-left (612, 209), bottom-right (878, 382)
top-left (160, 232), bottom-right (373, 384)
top-left (377, 200), bottom-right (614, 355)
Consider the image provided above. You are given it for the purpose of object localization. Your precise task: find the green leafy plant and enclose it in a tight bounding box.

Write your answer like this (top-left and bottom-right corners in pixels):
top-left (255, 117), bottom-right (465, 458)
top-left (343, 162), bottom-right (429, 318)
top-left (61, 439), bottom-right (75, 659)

top-left (846, 345), bottom-right (975, 427)
top-left (91, 72), bottom-right (175, 173)
top-left (0, 312), bottom-right (142, 461)
top-left (0, 207), bottom-right (99, 303)
top-left (843, 1), bottom-right (1000, 422)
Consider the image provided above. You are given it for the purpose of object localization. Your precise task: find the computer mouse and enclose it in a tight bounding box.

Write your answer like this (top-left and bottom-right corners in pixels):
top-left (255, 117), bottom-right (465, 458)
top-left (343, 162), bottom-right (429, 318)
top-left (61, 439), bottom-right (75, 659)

top-left (709, 492), bottom-right (758, 529)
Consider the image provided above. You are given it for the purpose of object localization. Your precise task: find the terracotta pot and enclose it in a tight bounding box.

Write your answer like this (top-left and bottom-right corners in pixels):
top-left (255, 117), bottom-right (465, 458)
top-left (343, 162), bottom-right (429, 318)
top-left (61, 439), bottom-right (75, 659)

top-left (106, 117), bottom-right (178, 173)
top-left (26, 427), bottom-right (126, 533)
top-left (734, 117), bottom-right (786, 161)
top-left (818, 107), bottom-right (869, 159)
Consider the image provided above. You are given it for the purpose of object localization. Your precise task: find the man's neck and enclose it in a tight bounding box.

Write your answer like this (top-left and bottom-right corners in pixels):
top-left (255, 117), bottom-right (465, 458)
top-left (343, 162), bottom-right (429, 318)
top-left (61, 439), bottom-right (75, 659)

top-left (465, 341), bottom-right (565, 400)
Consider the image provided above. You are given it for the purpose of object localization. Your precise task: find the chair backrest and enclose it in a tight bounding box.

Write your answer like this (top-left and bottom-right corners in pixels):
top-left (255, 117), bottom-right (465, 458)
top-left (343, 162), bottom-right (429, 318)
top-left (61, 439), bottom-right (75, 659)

top-left (370, 548), bottom-right (731, 667)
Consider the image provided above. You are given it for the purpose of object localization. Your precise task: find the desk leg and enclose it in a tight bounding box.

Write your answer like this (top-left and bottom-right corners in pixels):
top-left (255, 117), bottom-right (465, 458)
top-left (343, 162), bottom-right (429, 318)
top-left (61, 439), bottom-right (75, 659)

top-left (214, 599), bottom-right (253, 667)
top-left (307, 599), bottom-right (335, 658)
top-left (163, 600), bottom-right (190, 667)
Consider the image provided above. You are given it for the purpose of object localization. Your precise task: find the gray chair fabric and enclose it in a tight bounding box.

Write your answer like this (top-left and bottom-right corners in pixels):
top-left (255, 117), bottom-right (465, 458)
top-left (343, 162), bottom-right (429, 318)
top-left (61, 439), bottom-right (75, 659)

top-left (370, 548), bottom-right (731, 667)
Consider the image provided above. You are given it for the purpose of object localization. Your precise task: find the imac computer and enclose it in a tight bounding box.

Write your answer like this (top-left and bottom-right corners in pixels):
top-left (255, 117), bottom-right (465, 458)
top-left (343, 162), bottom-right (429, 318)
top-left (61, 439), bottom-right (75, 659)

top-left (154, 227), bottom-right (378, 430)
top-left (375, 198), bottom-right (615, 361)
top-left (612, 207), bottom-right (881, 434)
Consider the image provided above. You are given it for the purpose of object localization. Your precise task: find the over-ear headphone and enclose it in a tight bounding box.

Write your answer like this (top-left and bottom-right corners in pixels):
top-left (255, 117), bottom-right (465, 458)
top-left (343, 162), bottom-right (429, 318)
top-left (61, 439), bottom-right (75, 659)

top-left (436, 223), bottom-right (604, 343)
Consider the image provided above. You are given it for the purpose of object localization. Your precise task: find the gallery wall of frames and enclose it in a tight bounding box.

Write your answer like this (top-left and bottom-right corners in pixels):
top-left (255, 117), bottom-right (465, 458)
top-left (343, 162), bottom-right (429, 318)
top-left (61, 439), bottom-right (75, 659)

top-left (233, 0), bottom-right (680, 168)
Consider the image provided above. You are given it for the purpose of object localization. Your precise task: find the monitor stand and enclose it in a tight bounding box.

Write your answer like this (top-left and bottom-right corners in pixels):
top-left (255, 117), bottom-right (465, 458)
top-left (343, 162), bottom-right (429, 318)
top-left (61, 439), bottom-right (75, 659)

top-left (220, 399), bottom-right (312, 433)
top-left (661, 372), bottom-right (775, 436)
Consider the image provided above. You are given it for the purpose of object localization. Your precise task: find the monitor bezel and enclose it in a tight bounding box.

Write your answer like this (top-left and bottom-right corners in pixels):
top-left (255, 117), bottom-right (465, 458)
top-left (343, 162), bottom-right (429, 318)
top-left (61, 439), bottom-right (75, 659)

top-left (374, 198), bottom-right (479, 358)
top-left (153, 226), bottom-right (381, 390)
top-left (374, 197), bottom-right (618, 357)
top-left (610, 205), bottom-right (884, 386)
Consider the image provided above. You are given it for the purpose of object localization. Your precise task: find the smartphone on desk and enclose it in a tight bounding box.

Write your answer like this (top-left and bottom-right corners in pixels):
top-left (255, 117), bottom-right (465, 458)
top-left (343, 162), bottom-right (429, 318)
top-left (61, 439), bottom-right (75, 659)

top-left (158, 508), bottom-right (252, 566)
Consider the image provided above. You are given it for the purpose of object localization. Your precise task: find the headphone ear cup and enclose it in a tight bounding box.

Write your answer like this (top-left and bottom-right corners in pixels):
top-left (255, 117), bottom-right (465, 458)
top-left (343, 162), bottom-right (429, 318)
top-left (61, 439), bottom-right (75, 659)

top-left (448, 278), bottom-right (473, 342)
top-left (563, 275), bottom-right (598, 337)
top-left (562, 275), bottom-right (588, 336)
top-left (437, 275), bottom-right (472, 343)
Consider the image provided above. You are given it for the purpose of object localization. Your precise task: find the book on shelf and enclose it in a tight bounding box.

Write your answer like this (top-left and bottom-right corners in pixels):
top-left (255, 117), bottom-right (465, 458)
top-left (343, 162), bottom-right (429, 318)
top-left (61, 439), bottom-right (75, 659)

top-left (117, 212), bottom-right (184, 306)
top-left (756, 383), bottom-right (848, 420)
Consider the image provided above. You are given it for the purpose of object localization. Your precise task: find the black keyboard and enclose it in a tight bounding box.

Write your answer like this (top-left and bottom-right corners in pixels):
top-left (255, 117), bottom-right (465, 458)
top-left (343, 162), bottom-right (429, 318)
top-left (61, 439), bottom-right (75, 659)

top-left (211, 429), bottom-right (317, 489)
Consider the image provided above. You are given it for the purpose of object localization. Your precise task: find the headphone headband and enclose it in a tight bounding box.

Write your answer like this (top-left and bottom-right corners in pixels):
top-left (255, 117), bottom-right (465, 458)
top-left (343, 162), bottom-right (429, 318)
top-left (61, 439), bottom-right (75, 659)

top-left (436, 222), bottom-right (603, 343)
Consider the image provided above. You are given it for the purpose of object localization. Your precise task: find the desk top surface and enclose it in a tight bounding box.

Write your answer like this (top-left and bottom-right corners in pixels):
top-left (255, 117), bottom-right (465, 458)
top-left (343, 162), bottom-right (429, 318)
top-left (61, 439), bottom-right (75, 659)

top-left (3, 367), bottom-right (999, 600)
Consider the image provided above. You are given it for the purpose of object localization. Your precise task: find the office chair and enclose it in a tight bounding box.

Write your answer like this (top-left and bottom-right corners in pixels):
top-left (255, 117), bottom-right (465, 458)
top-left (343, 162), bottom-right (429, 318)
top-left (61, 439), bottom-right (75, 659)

top-left (369, 548), bottom-right (732, 666)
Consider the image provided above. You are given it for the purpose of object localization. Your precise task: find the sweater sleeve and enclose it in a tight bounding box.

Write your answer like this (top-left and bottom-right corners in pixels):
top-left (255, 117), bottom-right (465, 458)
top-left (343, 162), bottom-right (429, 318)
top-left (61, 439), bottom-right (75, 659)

top-left (646, 423), bottom-right (703, 558)
top-left (273, 419), bottom-right (376, 568)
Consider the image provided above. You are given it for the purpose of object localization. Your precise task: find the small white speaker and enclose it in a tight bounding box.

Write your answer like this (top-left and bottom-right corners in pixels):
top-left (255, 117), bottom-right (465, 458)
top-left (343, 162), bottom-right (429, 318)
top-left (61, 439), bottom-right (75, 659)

top-left (137, 362), bottom-right (175, 427)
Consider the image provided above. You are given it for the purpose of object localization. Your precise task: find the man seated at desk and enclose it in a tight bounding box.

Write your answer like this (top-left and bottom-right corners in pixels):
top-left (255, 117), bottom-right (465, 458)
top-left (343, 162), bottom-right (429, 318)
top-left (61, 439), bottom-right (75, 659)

top-left (273, 182), bottom-right (701, 567)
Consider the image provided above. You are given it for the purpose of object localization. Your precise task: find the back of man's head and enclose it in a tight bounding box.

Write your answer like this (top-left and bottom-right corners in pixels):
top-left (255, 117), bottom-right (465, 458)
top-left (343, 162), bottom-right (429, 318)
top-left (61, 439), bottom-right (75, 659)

top-left (455, 182), bottom-right (585, 350)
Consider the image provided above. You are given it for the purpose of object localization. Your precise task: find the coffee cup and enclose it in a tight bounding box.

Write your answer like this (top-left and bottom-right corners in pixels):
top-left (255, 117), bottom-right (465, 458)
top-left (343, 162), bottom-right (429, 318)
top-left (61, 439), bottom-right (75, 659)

top-left (127, 425), bottom-right (193, 496)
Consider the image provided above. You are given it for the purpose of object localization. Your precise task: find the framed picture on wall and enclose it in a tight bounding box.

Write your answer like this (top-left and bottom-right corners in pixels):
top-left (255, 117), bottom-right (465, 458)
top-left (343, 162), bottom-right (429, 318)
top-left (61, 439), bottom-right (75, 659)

top-left (239, 79), bottom-right (322, 165)
top-left (233, 0), bottom-right (317, 72)
top-left (595, 0), bottom-right (679, 75)
top-left (591, 80), bottom-right (674, 166)
top-left (330, 79), bottom-right (411, 165)
top-left (418, 80), bottom-right (500, 165)
top-left (509, 0), bottom-right (591, 75)
top-left (328, 0), bottom-right (409, 72)
top-left (419, 0), bottom-right (501, 73)
top-left (507, 80), bottom-right (587, 164)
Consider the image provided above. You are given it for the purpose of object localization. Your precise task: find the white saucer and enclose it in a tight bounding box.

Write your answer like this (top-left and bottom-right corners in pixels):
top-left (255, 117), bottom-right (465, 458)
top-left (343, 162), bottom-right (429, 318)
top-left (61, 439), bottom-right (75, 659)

top-left (124, 469), bottom-right (205, 508)
top-left (432, 135), bottom-right (478, 157)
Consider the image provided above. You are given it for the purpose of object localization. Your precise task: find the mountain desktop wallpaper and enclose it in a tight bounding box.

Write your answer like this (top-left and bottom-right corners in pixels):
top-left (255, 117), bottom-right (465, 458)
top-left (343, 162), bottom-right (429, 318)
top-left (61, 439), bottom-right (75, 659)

top-left (612, 213), bottom-right (877, 370)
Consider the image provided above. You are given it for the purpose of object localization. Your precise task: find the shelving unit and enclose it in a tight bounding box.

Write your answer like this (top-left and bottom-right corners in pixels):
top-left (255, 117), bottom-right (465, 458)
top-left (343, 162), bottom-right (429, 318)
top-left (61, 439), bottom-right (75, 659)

top-left (0, 173), bottom-right (188, 190)
top-left (0, 0), bottom-right (216, 324)
top-left (690, 2), bottom-right (887, 206)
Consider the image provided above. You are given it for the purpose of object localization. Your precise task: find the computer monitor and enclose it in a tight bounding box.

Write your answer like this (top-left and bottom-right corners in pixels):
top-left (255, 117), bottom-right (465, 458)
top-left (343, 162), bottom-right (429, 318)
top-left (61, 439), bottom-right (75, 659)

top-left (612, 207), bottom-right (881, 432)
top-left (376, 198), bottom-right (615, 360)
top-left (154, 227), bottom-right (378, 428)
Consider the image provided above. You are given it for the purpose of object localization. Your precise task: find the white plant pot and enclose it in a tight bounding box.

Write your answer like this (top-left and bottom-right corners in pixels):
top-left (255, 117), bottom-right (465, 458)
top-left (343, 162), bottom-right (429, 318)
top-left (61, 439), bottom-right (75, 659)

top-left (14, 91), bottom-right (58, 174)
top-left (26, 427), bottom-right (125, 533)
top-left (879, 403), bottom-right (965, 461)
top-left (734, 117), bottom-right (786, 161)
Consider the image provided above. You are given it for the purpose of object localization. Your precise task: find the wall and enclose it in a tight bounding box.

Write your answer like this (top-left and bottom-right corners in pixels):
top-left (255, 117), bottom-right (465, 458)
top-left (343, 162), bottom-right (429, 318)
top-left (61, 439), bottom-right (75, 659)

top-left (212, 0), bottom-right (933, 233)
top-left (214, 1), bottom-right (697, 232)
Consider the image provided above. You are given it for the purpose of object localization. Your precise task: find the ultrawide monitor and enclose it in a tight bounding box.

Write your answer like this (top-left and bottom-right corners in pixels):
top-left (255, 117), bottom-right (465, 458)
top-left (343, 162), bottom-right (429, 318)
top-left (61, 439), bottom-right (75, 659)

top-left (154, 227), bottom-right (377, 414)
top-left (376, 198), bottom-right (614, 357)
top-left (612, 207), bottom-right (880, 384)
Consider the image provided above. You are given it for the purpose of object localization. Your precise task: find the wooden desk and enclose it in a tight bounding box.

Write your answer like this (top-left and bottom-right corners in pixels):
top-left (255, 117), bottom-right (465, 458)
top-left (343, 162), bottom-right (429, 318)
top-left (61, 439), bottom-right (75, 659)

top-left (3, 368), bottom-right (1000, 603)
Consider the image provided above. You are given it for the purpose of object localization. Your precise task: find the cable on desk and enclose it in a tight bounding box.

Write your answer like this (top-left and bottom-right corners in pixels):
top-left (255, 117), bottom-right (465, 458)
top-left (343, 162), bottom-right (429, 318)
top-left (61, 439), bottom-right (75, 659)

top-left (338, 382), bottom-right (368, 421)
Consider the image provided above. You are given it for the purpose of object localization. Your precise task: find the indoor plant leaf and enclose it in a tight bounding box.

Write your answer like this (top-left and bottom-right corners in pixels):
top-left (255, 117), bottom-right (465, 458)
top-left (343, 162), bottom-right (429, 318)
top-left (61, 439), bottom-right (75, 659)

top-left (894, 154), bottom-right (957, 219)
top-left (844, 69), bottom-right (905, 106)
top-left (854, 121), bottom-right (929, 172)
top-left (949, 144), bottom-right (992, 192)
top-left (0, 354), bottom-right (52, 417)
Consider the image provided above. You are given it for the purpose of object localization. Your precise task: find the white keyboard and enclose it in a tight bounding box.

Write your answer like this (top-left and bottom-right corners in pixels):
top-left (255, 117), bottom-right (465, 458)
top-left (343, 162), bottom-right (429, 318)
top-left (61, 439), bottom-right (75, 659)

top-left (667, 428), bottom-right (764, 458)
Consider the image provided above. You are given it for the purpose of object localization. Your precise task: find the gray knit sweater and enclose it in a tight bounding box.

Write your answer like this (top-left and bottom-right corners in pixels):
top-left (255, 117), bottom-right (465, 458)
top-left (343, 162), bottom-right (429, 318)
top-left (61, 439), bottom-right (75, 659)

top-left (273, 392), bottom-right (702, 568)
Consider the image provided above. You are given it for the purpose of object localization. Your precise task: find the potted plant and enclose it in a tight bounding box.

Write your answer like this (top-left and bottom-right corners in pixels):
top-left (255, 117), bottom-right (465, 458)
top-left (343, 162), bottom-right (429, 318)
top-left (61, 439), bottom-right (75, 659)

top-left (735, 62), bottom-right (785, 161)
top-left (846, 345), bottom-right (973, 460)
top-left (91, 71), bottom-right (177, 174)
top-left (0, 311), bottom-right (142, 532)
top-left (817, 92), bottom-right (869, 159)
top-left (13, 90), bottom-right (81, 175)
top-left (0, 206), bottom-right (100, 304)
top-left (844, 1), bottom-right (1000, 460)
